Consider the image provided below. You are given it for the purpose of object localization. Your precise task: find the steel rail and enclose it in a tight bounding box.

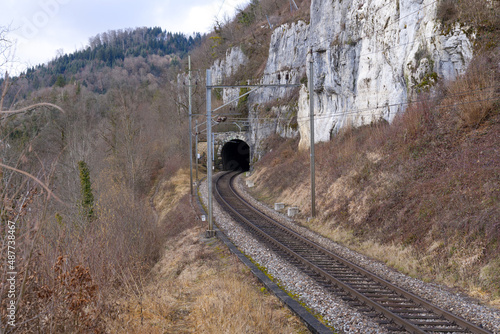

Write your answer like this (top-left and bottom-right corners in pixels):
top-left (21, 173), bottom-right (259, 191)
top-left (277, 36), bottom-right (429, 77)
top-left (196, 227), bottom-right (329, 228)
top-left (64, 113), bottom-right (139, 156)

top-left (214, 171), bottom-right (492, 334)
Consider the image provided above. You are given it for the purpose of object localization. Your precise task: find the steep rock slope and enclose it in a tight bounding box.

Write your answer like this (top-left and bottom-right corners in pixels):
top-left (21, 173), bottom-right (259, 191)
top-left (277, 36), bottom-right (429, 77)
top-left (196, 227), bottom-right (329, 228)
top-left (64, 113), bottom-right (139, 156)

top-left (211, 0), bottom-right (473, 152)
top-left (300, 0), bottom-right (472, 148)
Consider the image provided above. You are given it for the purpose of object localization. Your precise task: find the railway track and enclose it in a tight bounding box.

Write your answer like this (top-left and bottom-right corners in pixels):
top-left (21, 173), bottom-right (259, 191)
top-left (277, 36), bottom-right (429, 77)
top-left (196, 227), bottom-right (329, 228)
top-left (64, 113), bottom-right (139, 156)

top-left (214, 171), bottom-right (492, 334)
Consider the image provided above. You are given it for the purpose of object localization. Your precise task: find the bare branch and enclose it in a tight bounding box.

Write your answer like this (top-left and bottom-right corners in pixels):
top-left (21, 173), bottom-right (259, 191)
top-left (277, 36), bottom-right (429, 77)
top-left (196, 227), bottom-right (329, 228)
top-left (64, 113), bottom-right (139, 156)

top-left (0, 162), bottom-right (64, 204)
top-left (0, 71), bottom-right (9, 111)
top-left (1, 102), bottom-right (66, 115)
top-left (0, 25), bottom-right (13, 72)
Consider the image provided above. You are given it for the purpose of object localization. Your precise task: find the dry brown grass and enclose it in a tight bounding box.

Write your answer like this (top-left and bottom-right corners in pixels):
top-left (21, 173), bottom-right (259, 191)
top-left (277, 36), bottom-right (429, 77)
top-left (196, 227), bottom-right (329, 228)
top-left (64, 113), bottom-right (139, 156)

top-left (152, 168), bottom-right (191, 223)
top-left (443, 57), bottom-right (497, 128)
top-left (105, 226), bottom-right (308, 334)
top-left (100, 162), bottom-right (307, 333)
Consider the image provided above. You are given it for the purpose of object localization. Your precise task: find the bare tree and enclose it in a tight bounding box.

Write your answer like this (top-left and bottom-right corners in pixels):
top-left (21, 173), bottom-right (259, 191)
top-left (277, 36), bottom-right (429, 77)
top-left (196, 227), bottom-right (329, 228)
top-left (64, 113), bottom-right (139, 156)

top-left (0, 27), bottom-right (70, 333)
top-left (0, 26), bottom-right (12, 72)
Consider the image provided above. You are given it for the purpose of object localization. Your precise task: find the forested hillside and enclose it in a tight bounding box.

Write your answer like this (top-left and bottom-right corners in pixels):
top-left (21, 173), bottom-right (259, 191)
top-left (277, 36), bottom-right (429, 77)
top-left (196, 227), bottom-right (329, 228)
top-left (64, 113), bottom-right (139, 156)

top-left (0, 1), bottom-right (313, 330)
top-left (0, 24), bottom-right (207, 332)
top-left (1, 27), bottom-right (201, 100)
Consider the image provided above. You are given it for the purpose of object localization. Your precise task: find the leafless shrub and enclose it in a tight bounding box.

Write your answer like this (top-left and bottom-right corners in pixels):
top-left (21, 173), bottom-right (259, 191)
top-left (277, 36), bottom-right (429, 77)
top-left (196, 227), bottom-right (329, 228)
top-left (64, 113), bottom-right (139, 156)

top-left (0, 40), bottom-right (190, 332)
top-left (444, 57), bottom-right (497, 128)
top-left (437, 0), bottom-right (500, 38)
top-left (436, 0), bottom-right (459, 24)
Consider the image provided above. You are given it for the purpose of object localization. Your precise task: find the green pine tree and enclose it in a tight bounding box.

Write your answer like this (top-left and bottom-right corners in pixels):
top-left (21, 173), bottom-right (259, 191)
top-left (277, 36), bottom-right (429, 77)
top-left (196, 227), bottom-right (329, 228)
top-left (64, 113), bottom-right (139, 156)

top-left (55, 74), bottom-right (66, 87)
top-left (78, 160), bottom-right (95, 221)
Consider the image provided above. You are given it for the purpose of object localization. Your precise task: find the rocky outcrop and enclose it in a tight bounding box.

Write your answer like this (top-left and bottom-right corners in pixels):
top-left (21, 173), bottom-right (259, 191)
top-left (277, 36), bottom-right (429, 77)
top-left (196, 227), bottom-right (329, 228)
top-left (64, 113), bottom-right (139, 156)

top-left (210, 47), bottom-right (249, 107)
top-left (298, 0), bottom-right (473, 149)
top-left (213, 0), bottom-right (474, 152)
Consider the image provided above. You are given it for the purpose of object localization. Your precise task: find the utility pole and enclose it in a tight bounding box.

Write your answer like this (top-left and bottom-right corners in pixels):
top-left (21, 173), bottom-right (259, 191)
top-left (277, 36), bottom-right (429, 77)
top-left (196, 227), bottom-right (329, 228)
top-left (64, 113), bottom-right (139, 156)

top-left (195, 119), bottom-right (199, 183)
top-left (188, 55), bottom-right (194, 196)
top-left (309, 50), bottom-right (316, 217)
top-left (206, 69), bottom-right (216, 238)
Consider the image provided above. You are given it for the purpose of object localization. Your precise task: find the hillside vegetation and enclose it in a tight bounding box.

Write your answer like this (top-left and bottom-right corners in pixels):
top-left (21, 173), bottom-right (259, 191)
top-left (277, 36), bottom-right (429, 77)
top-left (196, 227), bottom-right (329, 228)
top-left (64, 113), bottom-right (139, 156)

top-left (247, 0), bottom-right (500, 303)
top-left (249, 67), bottom-right (500, 302)
top-left (0, 0), bottom-right (315, 331)
top-left (2, 27), bottom-right (201, 97)
top-left (0, 0), bottom-right (498, 332)
top-left (0, 24), bottom-right (207, 331)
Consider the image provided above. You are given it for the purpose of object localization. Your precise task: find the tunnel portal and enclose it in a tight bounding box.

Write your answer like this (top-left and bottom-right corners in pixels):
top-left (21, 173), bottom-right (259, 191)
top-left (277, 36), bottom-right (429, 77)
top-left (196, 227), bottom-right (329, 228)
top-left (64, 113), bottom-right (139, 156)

top-left (221, 139), bottom-right (250, 171)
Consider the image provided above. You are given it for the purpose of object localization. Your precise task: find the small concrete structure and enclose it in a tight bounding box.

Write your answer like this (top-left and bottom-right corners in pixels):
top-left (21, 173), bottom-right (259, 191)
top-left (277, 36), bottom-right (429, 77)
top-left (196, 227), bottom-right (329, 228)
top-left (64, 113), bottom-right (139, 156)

top-left (274, 203), bottom-right (285, 211)
top-left (246, 180), bottom-right (255, 188)
top-left (287, 207), bottom-right (299, 217)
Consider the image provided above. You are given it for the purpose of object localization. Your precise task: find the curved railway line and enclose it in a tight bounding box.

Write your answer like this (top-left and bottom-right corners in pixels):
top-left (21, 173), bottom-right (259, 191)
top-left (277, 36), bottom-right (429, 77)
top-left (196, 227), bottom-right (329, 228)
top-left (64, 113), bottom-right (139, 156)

top-left (214, 171), bottom-right (492, 334)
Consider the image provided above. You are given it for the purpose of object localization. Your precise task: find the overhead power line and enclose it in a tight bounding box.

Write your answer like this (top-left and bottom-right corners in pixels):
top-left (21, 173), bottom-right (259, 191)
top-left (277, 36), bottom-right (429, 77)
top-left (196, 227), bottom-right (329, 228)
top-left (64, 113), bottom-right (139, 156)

top-left (295, 85), bottom-right (499, 122)
top-left (216, 0), bottom-right (227, 18)
top-left (295, 96), bottom-right (500, 125)
top-left (205, 86), bottom-right (498, 124)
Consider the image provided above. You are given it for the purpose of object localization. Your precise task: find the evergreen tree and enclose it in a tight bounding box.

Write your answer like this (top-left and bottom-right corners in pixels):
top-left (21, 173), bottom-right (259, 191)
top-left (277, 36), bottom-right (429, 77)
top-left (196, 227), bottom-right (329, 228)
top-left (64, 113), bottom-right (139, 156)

top-left (78, 160), bottom-right (95, 222)
top-left (55, 75), bottom-right (66, 87)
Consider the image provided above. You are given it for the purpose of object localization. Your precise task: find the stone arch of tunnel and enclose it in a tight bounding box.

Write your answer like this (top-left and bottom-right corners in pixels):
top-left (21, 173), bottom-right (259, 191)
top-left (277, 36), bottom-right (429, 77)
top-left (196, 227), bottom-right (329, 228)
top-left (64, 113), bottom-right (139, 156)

top-left (221, 139), bottom-right (250, 171)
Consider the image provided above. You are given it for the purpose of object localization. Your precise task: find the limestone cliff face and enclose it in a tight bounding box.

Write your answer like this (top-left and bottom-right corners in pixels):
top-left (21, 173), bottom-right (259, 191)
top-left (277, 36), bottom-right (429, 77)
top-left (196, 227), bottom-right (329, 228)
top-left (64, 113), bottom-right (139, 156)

top-left (210, 47), bottom-right (248, 107)
top-left (212, 0), bottom-right (474, 153)
top-left (298, 0), bottom-right (473, 149)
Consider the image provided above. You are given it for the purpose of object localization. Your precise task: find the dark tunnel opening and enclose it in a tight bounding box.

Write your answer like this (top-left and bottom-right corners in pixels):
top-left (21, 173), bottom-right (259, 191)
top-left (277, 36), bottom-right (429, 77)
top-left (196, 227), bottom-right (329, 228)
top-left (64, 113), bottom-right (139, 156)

top-left (221, 139), bottom-right (250, 171)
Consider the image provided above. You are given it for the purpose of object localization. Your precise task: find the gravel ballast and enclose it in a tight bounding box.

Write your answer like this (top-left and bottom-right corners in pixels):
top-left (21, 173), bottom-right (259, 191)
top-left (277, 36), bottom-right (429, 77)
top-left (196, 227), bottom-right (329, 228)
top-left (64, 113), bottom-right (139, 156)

top-left (199, 174), bottom-right (500, 334)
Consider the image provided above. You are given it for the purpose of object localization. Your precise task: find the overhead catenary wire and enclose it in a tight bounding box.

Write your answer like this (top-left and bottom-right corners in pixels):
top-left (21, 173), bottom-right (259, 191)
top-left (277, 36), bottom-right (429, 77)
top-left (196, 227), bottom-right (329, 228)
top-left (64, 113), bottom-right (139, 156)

top-left (203, 0), bottom-right (494, 138)
top-left (206, 95), bottom-right (500, 129)
top-left (210, 0), bottom-right (453, 90)
top-left (197, 95), bottom-right (500, 139)
top-left (216, 0), bottom-right (251, 21)
top-left (216, 0), bottom-right (228, 19)
top-left (203, 87), bottom-right (499, 126)
top-left (207, 1), bottom-right (464, 97)
top-left (206, 85), bottom-right (498, 122)
top-left (295, 96), bottom-right (500, 126)
top-left (209, 32), bottom-right (452, 93)
top-left (295, 85), bottom-right (500, 122)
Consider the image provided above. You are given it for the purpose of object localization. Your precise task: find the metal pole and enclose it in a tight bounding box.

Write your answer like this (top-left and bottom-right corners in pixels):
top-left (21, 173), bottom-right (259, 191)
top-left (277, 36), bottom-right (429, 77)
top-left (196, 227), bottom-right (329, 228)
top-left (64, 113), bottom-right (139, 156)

top-left (233, 122), bottom-right (242, 132)
top-left (195, 119), bottom-right (199, 183)
top-left (265, 15), bottom-right (273, 29)
top-left (206, 69), bottom-right (215, 237)
top-left (212, 132), bottom-right (215, 170)
top-left (188, 55), bottom-right (194, 196)
top-left (309, 51), bottom-right (316, 217)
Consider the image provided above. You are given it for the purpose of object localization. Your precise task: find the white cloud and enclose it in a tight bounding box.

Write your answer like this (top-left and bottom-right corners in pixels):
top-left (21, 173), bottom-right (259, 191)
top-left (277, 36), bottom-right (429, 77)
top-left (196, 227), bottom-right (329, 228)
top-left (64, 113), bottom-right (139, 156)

top-left (1, 0), bottom-right (250, 75)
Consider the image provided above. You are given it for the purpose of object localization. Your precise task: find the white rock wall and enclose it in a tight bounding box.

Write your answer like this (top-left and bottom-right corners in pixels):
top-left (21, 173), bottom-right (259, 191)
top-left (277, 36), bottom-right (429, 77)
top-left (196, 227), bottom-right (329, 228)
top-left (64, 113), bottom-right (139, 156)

top-left (213, 0), bottom-right (474, 151)
top-left (210, 47), bottom-right (249, 107)
top-left (296, 0), bottom-right (473, 149)
top-left (249, 20), bottom-right (310, 104)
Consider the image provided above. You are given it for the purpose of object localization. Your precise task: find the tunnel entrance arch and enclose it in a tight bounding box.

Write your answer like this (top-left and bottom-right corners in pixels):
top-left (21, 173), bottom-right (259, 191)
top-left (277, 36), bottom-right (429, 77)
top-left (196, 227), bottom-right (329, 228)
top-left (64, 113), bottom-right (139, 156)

top-left (221, 139), bottom-right (250, 171)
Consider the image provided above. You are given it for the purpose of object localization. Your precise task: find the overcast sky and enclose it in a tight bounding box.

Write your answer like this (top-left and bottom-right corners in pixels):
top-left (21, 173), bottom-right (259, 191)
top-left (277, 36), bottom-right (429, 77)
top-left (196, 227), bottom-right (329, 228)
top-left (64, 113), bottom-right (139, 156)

top-left (1, 0), bottom-right (250, 75)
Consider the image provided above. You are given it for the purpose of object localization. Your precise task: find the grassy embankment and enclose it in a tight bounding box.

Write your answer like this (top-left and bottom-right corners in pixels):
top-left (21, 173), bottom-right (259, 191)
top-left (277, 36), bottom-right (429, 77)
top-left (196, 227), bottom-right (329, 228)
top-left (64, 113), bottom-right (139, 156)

top-left (246, 60), bottom-right (500, 306)
top-left (105, 169), bottom-right (309, 333)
